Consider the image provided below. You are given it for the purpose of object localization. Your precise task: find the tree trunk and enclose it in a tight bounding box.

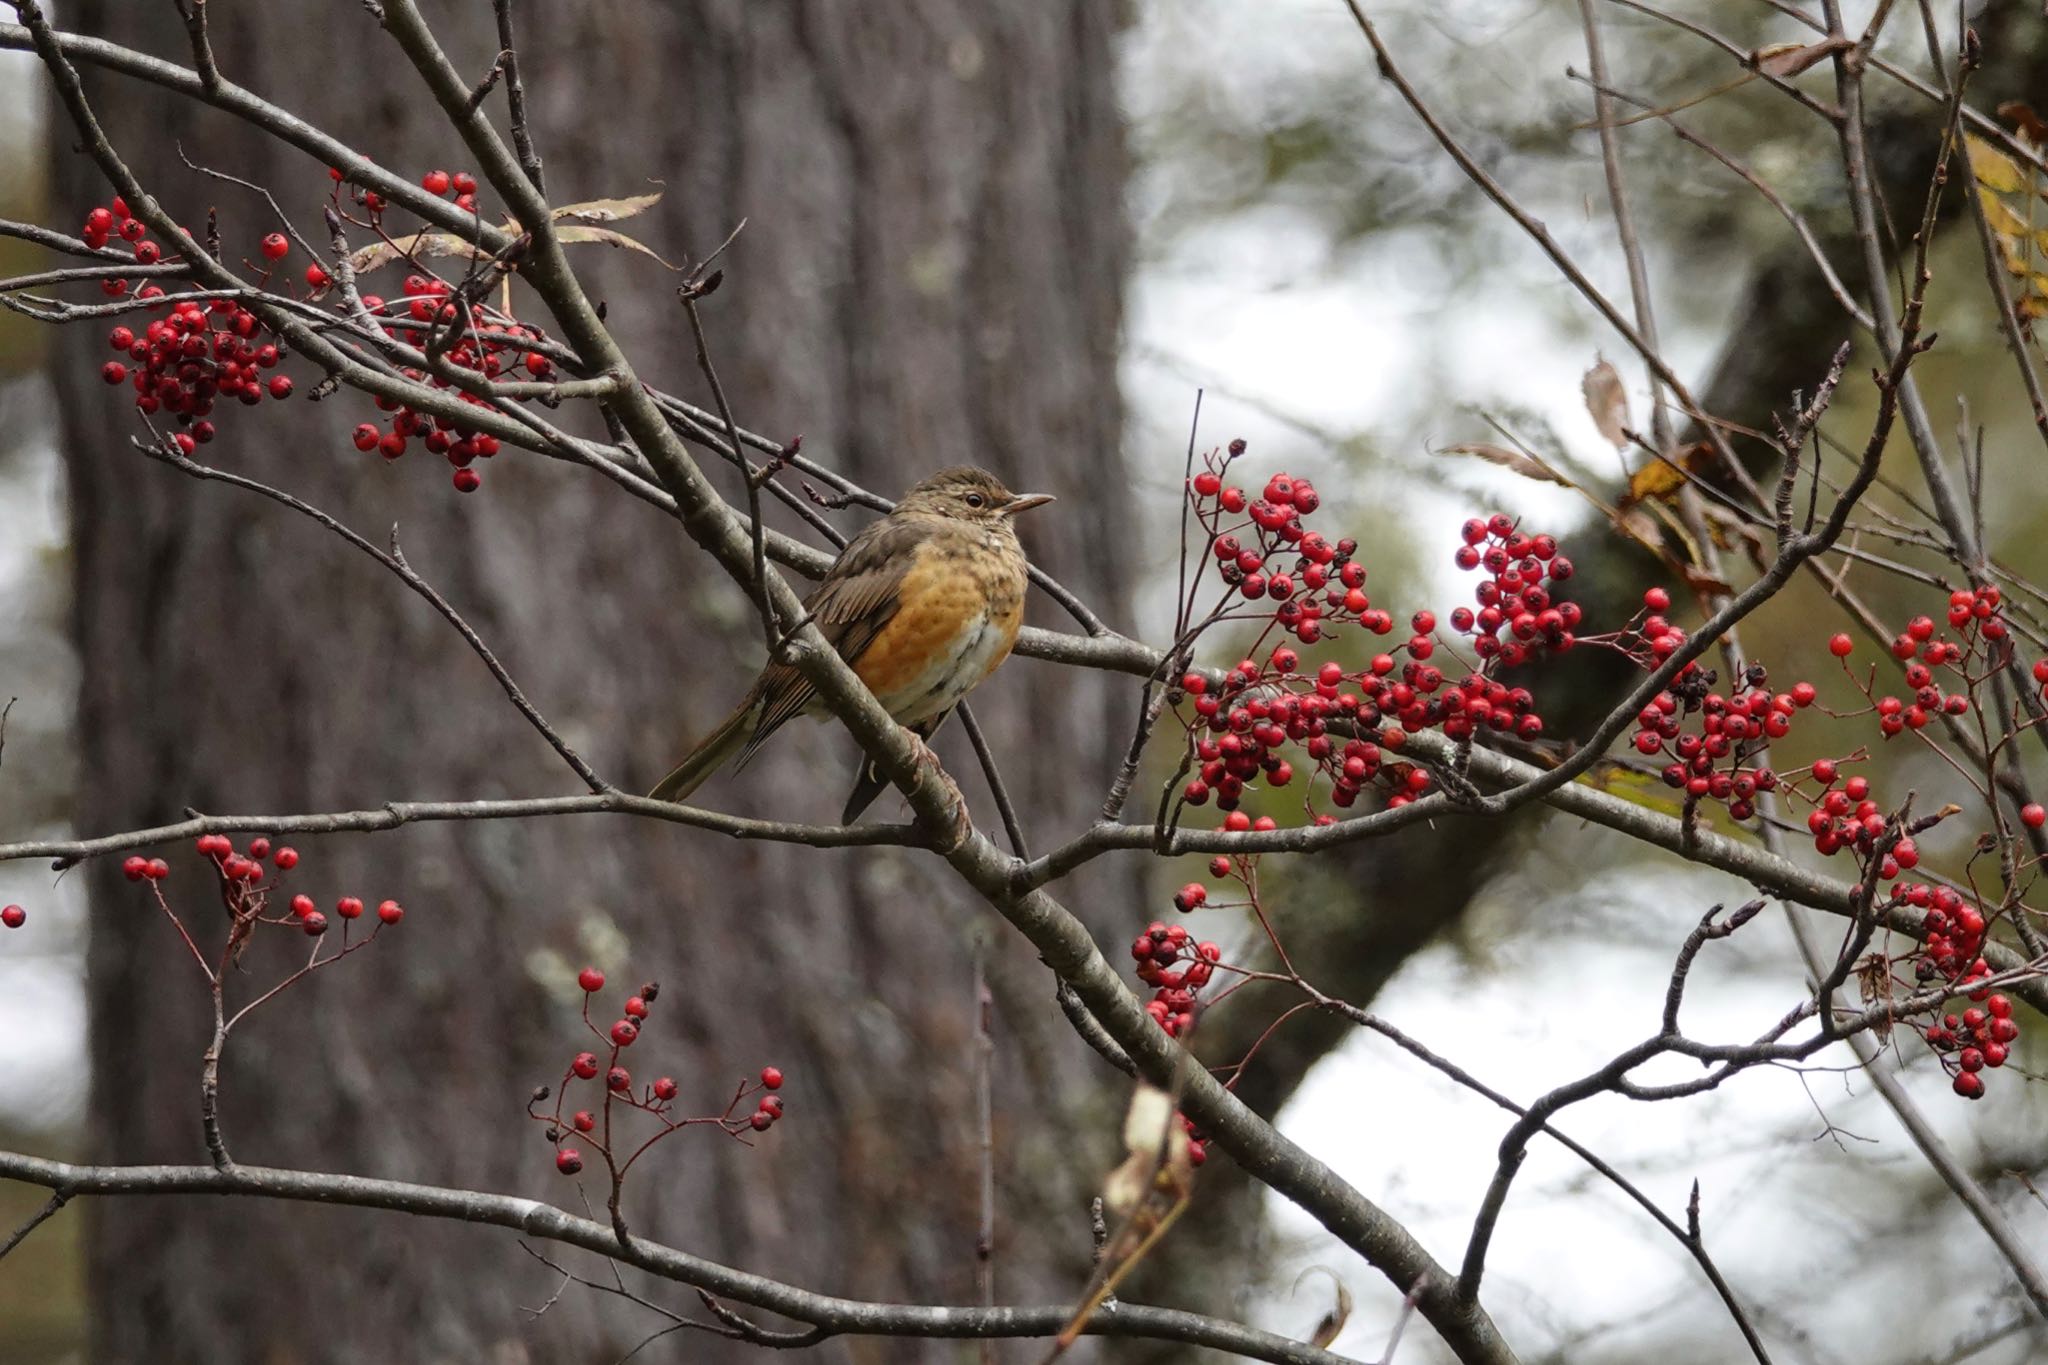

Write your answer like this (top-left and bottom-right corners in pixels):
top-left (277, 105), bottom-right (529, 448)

top-left (54, 5), bottom-right (1132, 1361)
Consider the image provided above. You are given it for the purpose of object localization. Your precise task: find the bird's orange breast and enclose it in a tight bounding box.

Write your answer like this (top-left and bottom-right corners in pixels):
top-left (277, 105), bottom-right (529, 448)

top-left (854, 534), bottom-right (1027, 723)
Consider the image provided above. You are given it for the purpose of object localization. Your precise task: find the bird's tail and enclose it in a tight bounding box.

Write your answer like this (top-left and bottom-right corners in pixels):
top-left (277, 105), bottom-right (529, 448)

top-left (649, 700), bottom-right (756, 804)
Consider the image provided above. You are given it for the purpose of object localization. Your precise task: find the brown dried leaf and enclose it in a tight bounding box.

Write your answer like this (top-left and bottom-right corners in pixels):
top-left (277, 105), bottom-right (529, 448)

top-left (1619, 442), bottom-right (1715, 507)
top-left (1998, 100), bottom-right (2048, 147)
top-left (1436, 442), bottom-right (1571, 487)
top-left (347, 230), bottom-right (487, 275)
top-left (550, 191), bottom-right (663, 225)
top-left (1613, 502), bottom-right (1666, 556)
top-left (1582, 358), bottom-right (1631, 450)
top-left (1293, 1268), bottom-right (1353, 1349)
top-left (1754, 38), bottom-right (1844, 79)
top-left (1681, 566), bottom-right (1734, 598)
top-left (552, 224), bottom-right (683, 271)
top-left (1967, 132), bottom-right (2028, 194)
top-left (1104, 1084), bottom-right (1191, 1219)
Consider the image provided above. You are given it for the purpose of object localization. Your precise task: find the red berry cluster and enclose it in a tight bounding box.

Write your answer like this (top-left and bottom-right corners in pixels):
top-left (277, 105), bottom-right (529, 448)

top-left (1633, 655), bottom-right (1809, 824)
top-left (1924, 992), bottom-right (2021, 1100)
top-left (535, 967), bottom-right (785, 1180)
top-left (1789, 761), bottom-right (1925, 875)
top-left (416, 168), bottom-right (481, 211)
top-left (80, 197), bottom-right (299, 446)
top-left (1128, 907), bottom-right (1223, 1038)
top-left (187, 832), bottom-right (403, 938)
top-left (342, 280), bottom-right (557, 495)
top-left (1896, 881), bottom-right (1995, 985)
top-left (1448, 514), bottom-right (1580, 667)
top-left (1844, 595), bottom-right (1993, 739)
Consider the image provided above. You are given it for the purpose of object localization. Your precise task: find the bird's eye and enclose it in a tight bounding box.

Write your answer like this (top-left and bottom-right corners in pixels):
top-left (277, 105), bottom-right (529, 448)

top-left (964, 492), bottom-right (986, 508)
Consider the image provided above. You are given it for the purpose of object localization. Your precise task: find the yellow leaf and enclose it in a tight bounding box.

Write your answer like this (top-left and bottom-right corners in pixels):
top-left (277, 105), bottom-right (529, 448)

top-left (1435, 442), bottom-right (1572, 487)
top-left (1979, 191), bottom-right (2032, 238)
top-left (1967, 133), bottom-right (2028, 194)
top-left (1619, 441), bottom-right (1715, 507)
top-left (1582, 358), bottom-right (1631, 450)
top-left (550, 192), bottom-right (663, 225)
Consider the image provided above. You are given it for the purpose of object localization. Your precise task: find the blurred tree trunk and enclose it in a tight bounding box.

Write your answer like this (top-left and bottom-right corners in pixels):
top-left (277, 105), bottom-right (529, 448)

top-left (54, 5), bottom-right (1133, 1362)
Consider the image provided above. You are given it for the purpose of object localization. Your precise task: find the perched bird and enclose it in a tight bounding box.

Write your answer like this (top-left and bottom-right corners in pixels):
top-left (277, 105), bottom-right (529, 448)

top-left (649, 466), bottom-right (1053, 820)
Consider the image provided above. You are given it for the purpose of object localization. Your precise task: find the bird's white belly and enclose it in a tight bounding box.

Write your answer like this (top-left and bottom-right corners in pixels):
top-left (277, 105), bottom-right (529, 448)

top-left (878, 609), bottom-right (1009, 725)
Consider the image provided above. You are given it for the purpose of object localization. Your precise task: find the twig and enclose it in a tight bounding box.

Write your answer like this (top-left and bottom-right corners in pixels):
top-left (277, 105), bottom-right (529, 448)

top-left (492, 0), bottom-right (543, 194)
top-left (0, 1191), bottom-right (66, 1261)
top-left (139, 439), bottom-right (610, 793)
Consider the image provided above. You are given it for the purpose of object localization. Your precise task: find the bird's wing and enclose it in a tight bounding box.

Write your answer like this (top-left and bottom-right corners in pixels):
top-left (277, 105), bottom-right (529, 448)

top-left (736, 513), bottom-right (923, 765)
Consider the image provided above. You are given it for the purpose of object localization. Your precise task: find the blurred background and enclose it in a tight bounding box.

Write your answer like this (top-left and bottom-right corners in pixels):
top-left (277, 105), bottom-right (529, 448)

top-left (2, 2), bottom-right (2045, 1362)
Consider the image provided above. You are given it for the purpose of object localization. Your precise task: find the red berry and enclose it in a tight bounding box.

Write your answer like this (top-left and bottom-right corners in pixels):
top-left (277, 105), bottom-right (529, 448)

top-left (146, 859), bottom-right (169, 880)
top-left (267, 375), bottom-right (293, 399)
top-left (749, 1111), bottom-right (772, 1131)
top-left (378, 432), bottom-right (406, 460)
top-left (260, 233), bottom-right (289, 261)
top-left (352, 423), bottom-right (381, 452)
top-left (2023, 804), bottom-right (2046, 830)
top-left (375, 899), bottom-right (404, 924)
top-left (652, 1077), bottom-right (678, 1101)
top-left (572, 1052), bottom-right (600, 1079)
top-left (123, 855), bottom-right (149, 881)
top-left (451, 171), bottom-right (478, 195)
top-left (422, 169), bottom-right (452, 195)
top-left (606, 1066), bottom-right (631, 1092)
top-left (289, 894), bottom-right (315, 919)
top-left (273, 846), bottom-right (299, 870)
top-left (523, 351), bottom-right (551, 378)
top-left (1643, 586), bottom-right (1671, 612)
top-left (577, 967), bottom-right (606, 994)
top-left (304, 264), bottom-right (329, 288)
top-left (101, 361), bottom-right (127, 385)
top-left (1952, 1071), bottom-right (1984, 1099)
top-left (610, 1019), bottom-right (639, 1047)
top-left (1, 905), bottom-right (24, 929)
top-left (1175, 882), bottom-right (1207, 911)
top-left (623, 995), bottom-right (649, 1018)
top-left (572, 1110), bottom-right (595, 1132)
top-left (555, 1148), bottom-right (583, 1175)
top-left (760, 1066), bottom-right (783, 1090)
top-left (301, 911), bottom-right (328, 936)
top-left (452, 467), bottom-right (482, 493)
top-left (336, 896), bottom-right (364, 919)
top-left (1828, 633), bottom-right (1854, 657)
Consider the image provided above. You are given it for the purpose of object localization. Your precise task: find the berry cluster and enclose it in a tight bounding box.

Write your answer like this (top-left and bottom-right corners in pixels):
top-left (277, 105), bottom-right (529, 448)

top-left (1448, 514), bottom-right (1580, 667)
top-left (1129, 907), bottom-right (1223, 1038)
top-left (534, 967), bottom-right (785, 1180)
top-left (1924, 992), bottom-right (2022, 1100)
top-left (1846, 592), bottom-right (1997, 739)
top-left (1175, 444), bottom-right (1587, 822)
top-left (80, 197), bottom-right (299, 446)
top-left (1633, 653), bottom-right (1807, 824)
top-left (184, 832), bottom-right (404, 939)
top-left (1189, 455), bottom-right (1367, 648)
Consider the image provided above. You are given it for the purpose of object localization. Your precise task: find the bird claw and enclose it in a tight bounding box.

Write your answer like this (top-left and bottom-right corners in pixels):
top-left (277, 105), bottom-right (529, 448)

top-left (907, 731), bottom-right (973, 851)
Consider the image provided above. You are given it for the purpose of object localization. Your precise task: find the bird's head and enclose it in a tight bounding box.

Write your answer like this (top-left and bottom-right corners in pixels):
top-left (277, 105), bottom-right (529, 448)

top-left (898, 466), bottom-right (1055, 525)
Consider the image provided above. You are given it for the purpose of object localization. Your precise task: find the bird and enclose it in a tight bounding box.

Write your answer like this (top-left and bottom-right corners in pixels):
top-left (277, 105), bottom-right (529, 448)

top-left (649, 466), bottom-right (1054, 821)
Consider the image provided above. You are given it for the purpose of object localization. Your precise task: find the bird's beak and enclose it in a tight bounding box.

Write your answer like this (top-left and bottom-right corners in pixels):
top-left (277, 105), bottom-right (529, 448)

top-left (1002, 493), bottom-right (1055, 516)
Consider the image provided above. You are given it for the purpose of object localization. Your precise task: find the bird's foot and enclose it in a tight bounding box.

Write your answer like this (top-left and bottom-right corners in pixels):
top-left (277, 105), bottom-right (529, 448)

top-left (907, 730), bottom-right (973, 852)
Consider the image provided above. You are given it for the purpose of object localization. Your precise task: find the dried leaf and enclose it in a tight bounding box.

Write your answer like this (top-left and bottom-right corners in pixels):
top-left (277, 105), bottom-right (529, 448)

top-left (550, 191), bottom-right (663, 225)
top-left (552, 224), bottom-right (683, 271)
top-left (1436, 442), bottom-right (1571, 487)
top-left (1613, 502), bottom-right (1666, 556)
top-left (1305, 1274), bottom-right (1352, 1349)
top-left (1754, 38), bottom-right (1843, 79)
top-left (1582, 358), bottom-right (1631, 450)
top-left (1104, 1084), bottom-right (1191, 1219)
top-left (1619, 442), bottom-right (1714, 507)
top-left (1681, 566), bottom-right (1735, 598)
top-left (1967, 132), bottom-right (2028, 194)
top-left (1998, 100), bottom-right (2048, 147)
top-left (347, 230), bottom-right (487, 275)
